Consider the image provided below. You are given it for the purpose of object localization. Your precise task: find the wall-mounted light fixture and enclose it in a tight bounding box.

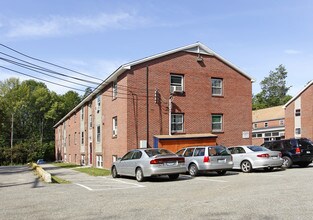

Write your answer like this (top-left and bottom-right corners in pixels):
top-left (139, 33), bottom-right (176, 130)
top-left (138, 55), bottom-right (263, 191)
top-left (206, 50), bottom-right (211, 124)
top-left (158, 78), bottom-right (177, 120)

top-left (197, 54), bottom-right (203, 62)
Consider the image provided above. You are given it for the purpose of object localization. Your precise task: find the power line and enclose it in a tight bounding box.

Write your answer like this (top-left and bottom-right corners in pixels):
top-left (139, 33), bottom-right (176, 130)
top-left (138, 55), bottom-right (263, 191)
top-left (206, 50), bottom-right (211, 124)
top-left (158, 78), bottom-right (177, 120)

top-left (0, 52), bottom-right (100, 85)
top-left (0, 43), bottom-right (104, 82)
top-left (0, 57), bottom-right (96, 89)
top-left (0, 65), bottom-right (86, 92)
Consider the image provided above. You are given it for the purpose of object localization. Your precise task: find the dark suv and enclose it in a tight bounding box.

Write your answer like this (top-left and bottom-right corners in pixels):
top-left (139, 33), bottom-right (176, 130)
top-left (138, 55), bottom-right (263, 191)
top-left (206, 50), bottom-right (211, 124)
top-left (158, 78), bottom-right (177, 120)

top-left (262, 138), bottom-right (313, 168)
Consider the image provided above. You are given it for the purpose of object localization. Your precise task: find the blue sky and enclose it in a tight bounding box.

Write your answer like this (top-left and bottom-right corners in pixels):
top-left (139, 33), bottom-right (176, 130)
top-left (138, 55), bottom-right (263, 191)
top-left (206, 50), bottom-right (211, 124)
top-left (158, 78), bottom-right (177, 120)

top-left (0, 0), bottom-right (312, 96)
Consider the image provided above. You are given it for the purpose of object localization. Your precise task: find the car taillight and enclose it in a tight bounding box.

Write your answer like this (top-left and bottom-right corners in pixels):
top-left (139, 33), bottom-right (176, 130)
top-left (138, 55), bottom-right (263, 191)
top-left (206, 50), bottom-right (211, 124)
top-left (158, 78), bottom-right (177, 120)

top-left (177, 158), bottom-right (185, 163)
top-left (257, 154), bottom-right (270, 158)
top-left (296, 147), bottom-right (301, 154)
top-left (150, 159), bottom-right (163, 164)
top-left (203, 156), bottom-right (210, 163)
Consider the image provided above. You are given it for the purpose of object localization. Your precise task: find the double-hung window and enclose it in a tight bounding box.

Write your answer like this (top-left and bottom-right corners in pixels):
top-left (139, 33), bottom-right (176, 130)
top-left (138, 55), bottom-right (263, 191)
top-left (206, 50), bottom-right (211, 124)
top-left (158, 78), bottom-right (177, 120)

top-left (171, 114), bottom-right (184, 133)
top-left (112, 81), bottom-right (117, 100)
top-left (96, 125), bottom-right (101, 143)
top-left (97, 95), bottom-right (101, 113)
top-left (212, 114), bottom-right (223, 132)
top-left (212, 78), bottom-right (223, 96)
top-left (295, 109), bottom-right (301, 117)
top-left (170, 74), bottom-right (184, 93)
top-left (112, 116), bottom-right (117, 137)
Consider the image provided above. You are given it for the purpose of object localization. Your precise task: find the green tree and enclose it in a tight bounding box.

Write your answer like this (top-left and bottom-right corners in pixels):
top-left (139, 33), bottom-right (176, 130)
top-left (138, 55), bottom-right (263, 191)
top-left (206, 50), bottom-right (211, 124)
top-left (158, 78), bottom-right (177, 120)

top-left (0, 77), bottom-right (82, 165)
top-left (253, 64), bottom-right (292, 110)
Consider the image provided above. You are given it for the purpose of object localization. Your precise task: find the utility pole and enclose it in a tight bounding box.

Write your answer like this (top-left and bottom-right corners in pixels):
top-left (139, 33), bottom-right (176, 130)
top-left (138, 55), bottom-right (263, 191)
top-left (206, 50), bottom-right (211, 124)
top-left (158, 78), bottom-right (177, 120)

top-left (10, 113), bottom-right (13, 165)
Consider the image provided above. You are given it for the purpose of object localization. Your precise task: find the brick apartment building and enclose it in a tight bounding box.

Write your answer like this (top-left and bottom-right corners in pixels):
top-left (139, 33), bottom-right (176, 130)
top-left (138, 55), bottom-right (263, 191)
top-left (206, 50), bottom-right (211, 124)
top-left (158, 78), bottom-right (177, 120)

top-left (284, 81), bottom-right (313, 140)
top-left (54, 42), bottom-right (254, 169)
top-left (252, 106), bottom-right (285, 145)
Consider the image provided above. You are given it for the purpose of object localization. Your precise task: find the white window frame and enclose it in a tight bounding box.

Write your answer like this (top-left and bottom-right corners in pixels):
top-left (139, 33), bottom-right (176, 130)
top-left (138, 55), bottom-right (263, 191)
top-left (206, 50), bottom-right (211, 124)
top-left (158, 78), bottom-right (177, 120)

top-left (96, 155), bottom-right (103, 168)
top-left (81, 155), bottom-right (85, 165)
top-left (113, 116), bottom-right (117, 137)
top-left (170, 74), bottom-right (184, 93)
top-left (171, 114), bottom-right (184, 133)
top-left (81, 107), bottom-right (84, 120)
top-left (97, 95), bottom-right (101, 113)
top-left (81, 131), bottom-right (84, 145)
top-left (96, 125), bottom-right (101, 143)
top-left (112, 81), bottom-right (117, 100)
top-left (212, 78), bottom-right (223, 96)
top-left (295, 109), bottom-right (301, 117)
top-left (212, 114), bottom-right (223, 132)
top-left (295, 128), bottom-right (301, 135)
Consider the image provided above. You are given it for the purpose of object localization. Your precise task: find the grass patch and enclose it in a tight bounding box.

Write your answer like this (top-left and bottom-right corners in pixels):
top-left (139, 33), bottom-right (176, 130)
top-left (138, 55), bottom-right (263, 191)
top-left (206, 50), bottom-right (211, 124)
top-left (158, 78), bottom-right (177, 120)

top-left (52, 162), bottom-right (81, 169)
top-left (73, 167), bottom-right (111, 176)
top-left (51, 175), bottom-right (71, 184)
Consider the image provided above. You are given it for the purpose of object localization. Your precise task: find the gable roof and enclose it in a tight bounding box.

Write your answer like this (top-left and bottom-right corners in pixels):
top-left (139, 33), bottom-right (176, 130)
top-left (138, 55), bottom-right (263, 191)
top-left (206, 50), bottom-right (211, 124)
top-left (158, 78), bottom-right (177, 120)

top-left (54, 42), bottom-right (254, 128)
top-left (284, 80), bottom-right (313, 108)
top-left (252, 105), bottom-right (285, 122)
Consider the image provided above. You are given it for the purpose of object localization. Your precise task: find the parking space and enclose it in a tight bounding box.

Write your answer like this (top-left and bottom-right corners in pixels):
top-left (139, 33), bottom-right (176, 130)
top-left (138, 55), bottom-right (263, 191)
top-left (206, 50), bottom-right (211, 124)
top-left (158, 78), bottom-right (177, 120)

top-left (74, 177), bottom-right (145, 191)
top-left (3, 164), bottom-right (313, 219)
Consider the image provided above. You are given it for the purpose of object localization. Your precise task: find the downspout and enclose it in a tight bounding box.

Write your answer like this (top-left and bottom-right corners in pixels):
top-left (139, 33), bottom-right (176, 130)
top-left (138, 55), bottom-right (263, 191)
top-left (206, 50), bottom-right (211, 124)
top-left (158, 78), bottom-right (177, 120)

top-left (146, 66), bottom-right (149, 147)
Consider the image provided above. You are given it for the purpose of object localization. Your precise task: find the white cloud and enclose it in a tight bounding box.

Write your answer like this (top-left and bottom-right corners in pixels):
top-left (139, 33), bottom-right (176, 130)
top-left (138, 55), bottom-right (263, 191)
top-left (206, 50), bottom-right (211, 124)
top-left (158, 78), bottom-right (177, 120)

top-left (284, 49), bottom-right (302, 55)
top-left (5, 12), bottom-right (148, 38)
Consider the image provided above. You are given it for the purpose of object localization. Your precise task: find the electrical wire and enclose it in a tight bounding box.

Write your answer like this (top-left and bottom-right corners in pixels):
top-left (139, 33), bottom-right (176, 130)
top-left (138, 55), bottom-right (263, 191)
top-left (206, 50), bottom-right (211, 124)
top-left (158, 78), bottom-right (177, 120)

top-left (0, 43), bottom-right (104, 82)
top-left (0, 57), bottom-right (96, 89)
top-left (0, 52), bottom-right (100, 85)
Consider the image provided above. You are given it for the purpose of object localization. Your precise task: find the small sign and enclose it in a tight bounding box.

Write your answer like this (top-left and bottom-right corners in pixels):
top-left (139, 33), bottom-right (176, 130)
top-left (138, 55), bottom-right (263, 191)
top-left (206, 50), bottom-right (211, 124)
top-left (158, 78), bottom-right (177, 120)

top-left (242, 131), bottom-right (249, 139)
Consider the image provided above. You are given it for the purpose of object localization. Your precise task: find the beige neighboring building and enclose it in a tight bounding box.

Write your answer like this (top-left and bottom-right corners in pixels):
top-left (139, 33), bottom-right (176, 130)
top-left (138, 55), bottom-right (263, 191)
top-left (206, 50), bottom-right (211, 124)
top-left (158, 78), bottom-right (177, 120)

top-left (252, 105), bottom-right (285, 145)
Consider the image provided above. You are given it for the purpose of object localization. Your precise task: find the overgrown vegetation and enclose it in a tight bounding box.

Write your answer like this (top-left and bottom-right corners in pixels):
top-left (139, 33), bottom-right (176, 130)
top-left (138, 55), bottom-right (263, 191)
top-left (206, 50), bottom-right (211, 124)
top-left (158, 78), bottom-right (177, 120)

top-left (52, 162), bottom-right (81, 169)
top-left (74, 167), bottom-right (111, 176)
top-left (51, 175), bottom-right (71, 184)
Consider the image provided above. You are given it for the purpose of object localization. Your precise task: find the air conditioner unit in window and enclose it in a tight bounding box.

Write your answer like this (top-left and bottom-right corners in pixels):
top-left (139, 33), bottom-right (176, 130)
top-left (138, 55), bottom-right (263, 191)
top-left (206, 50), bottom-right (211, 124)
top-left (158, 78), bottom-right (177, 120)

top-left (170, 86), bottom-right (183, 94)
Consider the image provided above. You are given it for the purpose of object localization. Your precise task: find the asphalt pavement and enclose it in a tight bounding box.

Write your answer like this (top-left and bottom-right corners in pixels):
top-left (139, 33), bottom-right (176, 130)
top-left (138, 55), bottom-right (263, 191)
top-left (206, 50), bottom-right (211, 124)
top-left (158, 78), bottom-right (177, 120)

top-left (2, 164), bottom-right (313, 220)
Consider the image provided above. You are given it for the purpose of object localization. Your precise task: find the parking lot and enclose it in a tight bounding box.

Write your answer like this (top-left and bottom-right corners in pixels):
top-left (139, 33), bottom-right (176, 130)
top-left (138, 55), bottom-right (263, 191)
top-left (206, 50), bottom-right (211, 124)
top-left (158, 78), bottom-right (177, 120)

top-left (1, 164), bottom-right (313, 220)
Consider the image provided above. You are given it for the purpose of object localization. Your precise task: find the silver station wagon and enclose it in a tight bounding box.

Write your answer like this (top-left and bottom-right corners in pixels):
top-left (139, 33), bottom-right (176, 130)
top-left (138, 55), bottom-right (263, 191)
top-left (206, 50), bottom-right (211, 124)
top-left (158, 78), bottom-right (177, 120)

top-left (111, 148), bottom-right (186, 182)
top-left (176, 146), bottom-right (233, 176)
top-left (228, 145), bottom-right (283, 173)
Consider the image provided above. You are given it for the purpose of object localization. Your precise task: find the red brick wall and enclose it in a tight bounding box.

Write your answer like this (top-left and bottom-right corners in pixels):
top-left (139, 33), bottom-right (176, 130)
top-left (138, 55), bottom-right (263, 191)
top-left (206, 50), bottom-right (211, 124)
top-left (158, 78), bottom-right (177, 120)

top-left (301, 85), bottom-right (313, 140)
top-left (126, 51), bottom-right (252, 149)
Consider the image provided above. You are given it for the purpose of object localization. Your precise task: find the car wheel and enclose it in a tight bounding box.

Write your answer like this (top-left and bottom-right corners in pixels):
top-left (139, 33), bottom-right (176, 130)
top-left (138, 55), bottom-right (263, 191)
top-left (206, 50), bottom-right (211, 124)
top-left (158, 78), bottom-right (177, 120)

top-left (188, 164), bottom-right (199, 177)
top-left (168, 174), bottom-right (180, 180)
top-left (282, 156), bottom-right (293, 168)
top-left (111, 166), bottom-right (119, 178)
top-left (241, 160), bottom-right (252, 173)
top-left (263, 167), bottom-right (274, 172)
top-left (135, 168), bottom-right (145, 182)
top-left (216, 170), bottom-right (227, 176)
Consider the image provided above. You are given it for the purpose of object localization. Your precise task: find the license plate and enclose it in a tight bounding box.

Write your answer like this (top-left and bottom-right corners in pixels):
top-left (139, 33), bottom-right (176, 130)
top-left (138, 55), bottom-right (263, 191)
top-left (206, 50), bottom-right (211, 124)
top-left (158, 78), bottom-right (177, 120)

top-left (271, 156), bottom-right (278, 159)
top-left (307, 151), bottom-right (311, 154)
top-left (218, 159), bottom-right (226, 163)
top-left (166, 162), bottom-right (175, 166)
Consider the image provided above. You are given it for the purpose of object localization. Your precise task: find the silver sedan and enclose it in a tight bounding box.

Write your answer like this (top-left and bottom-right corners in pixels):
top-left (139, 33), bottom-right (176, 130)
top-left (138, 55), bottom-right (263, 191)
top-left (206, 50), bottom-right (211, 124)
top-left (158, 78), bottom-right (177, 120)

top-left (228, 145), bottom-right (283, 173)
top-left (111, 148), bottom-right (186, 182)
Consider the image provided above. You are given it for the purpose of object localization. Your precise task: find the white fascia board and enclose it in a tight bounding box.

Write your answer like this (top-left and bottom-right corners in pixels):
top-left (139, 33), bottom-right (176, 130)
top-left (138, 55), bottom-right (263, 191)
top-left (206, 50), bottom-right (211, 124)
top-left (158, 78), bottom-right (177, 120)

top-left (252, 127), bottom-right (285, 133)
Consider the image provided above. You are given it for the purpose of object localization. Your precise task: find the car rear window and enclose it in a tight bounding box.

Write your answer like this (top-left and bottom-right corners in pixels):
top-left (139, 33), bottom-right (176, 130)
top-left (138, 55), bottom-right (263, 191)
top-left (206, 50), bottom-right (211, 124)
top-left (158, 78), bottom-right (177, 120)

top-left (247, 146), bottom-right (269, 152)
top-left (145, 149), bottom-right (175, 157)
top-left (209, 146), bottom-right (231, 156)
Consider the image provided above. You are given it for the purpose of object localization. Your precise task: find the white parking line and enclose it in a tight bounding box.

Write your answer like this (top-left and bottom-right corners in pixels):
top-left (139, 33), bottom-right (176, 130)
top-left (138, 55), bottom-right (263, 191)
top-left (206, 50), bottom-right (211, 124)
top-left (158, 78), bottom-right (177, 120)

top-left (74, 177), bottom-right (145, 191)
top-left (75, 183), bottom-right (93, 191)
top-left (196, 178), bottom-right (228, 183)
top-left (101, 177), bottom-right (146, 188)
